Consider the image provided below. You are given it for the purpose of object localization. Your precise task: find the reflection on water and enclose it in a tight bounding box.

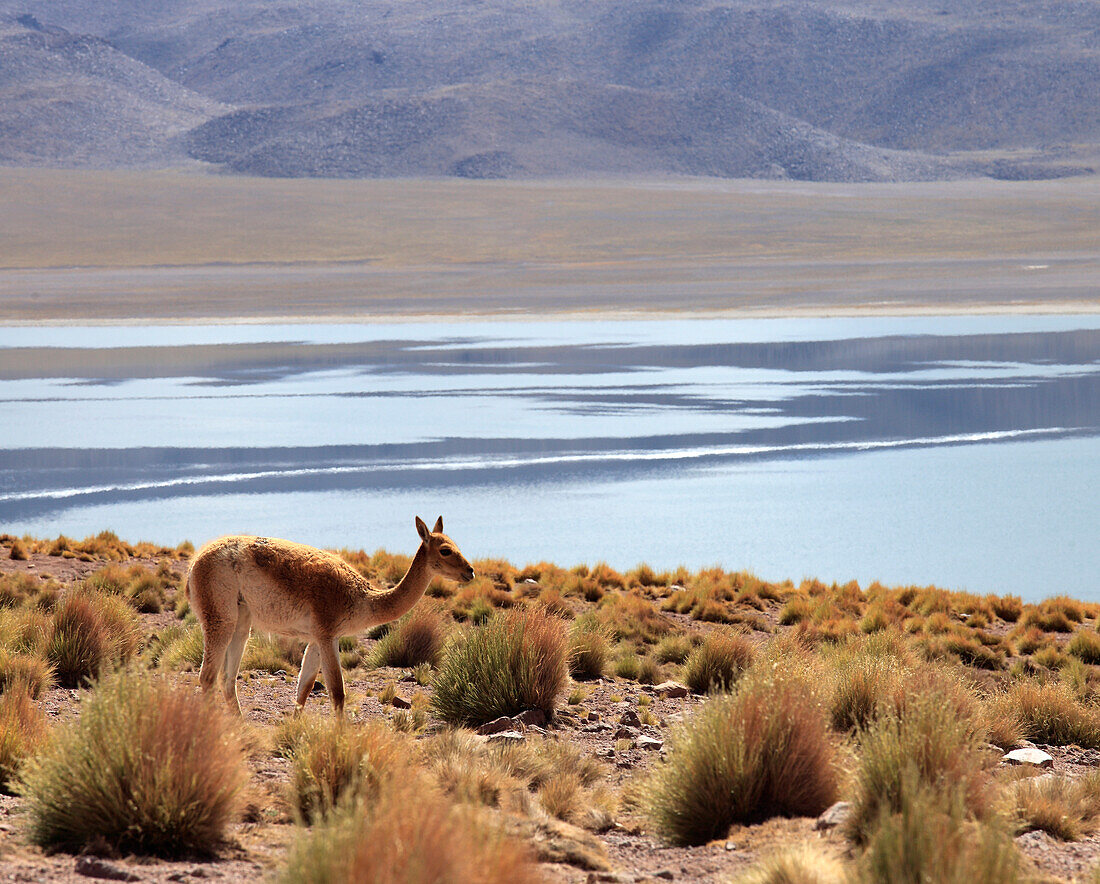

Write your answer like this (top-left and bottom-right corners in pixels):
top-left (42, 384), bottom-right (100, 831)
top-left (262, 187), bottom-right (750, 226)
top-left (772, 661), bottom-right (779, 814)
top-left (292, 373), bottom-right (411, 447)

top-left (1, 316), bottom-right (1098, 599)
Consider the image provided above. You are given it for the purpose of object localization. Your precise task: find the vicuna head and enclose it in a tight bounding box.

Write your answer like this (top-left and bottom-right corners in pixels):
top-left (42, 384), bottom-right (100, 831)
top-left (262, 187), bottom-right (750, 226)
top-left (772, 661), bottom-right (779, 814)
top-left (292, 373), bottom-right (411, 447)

top-left (416, 515), bottom-right (475, 583)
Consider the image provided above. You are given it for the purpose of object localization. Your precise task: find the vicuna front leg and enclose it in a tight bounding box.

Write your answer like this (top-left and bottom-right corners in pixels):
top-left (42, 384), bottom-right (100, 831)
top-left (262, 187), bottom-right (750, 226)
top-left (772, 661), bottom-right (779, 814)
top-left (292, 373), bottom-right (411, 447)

top-left (295, 643), bottom-right (322, 711)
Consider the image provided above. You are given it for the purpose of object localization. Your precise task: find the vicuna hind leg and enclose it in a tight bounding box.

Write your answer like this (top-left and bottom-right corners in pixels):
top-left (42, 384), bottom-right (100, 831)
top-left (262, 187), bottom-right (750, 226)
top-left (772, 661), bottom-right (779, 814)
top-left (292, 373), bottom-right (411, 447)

top-left (221, 603), bottom-right (253, 715)
top-left (198, 618), bottom-right (234, 701)
top-left (295, 643), bottom-right (322, 712)
top-left (318, 638), bottom-right (346, 715)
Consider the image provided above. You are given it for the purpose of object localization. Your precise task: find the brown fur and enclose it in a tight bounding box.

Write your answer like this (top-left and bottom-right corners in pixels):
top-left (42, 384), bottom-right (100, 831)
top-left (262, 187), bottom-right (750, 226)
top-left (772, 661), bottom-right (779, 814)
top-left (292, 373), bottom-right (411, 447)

top-left (186, 517), bottom-right (473, 715)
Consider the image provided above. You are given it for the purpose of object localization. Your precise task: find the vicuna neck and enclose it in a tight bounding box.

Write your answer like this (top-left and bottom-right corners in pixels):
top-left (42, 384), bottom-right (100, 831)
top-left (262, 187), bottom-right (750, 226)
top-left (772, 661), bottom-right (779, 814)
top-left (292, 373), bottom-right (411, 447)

top-left (362, 542), bottom-right (431, 626)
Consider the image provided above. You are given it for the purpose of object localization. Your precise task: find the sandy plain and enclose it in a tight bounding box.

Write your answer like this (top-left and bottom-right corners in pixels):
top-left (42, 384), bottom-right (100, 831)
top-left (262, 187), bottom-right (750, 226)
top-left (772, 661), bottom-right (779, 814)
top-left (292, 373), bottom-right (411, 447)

top-left (0, 168), bottom-right (1097, 323)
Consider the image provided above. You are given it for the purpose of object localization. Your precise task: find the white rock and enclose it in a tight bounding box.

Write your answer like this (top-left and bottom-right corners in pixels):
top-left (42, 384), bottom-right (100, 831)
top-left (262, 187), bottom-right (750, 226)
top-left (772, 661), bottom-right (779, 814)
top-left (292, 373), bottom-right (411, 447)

top-left (1003, 747), bottom-right (1055, 768)
top-left (814, 801), bottom-right (852, 831)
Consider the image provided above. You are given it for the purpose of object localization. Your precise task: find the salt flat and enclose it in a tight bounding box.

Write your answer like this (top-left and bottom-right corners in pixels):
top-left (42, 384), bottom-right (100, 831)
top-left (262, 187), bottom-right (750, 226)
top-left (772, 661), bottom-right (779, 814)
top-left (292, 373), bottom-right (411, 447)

top-left (0, 169), bottom-right (1097, 322)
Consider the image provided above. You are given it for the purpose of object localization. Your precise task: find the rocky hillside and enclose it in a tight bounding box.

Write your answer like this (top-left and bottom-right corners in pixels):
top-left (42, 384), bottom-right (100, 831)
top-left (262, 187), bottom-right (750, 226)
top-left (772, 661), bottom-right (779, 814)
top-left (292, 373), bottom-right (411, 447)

top-left (0, 14), bottom-right (225, 168)
top-left (0, 0), bottom-right (1097, 180)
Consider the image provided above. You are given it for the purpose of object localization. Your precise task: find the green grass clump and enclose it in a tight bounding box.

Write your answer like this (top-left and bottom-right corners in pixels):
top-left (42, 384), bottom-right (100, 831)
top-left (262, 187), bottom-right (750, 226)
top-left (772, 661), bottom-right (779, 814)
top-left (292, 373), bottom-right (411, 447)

top-left (1067, 629), bottom-right (1100, 665)
top-left (0, 648), bottom-right (54, 699)
top-left (682, 628), bottom-right (754, 694)
top-left (279, 717), bottom-right (410, 823)
top-left (847, 694), bottom-right (992, 846)
top-left (568, 618), bottom-right (610, 681)
top-left (853, 788), bottom-right (1021, 884)
top-left (20, 668), bottom-right (247, 856)
top-left (993, 679), bottom-right (1100, 748)
top-left (152, 624), bottom-right (205, 670)
top-left (45, 589), bottom-right (142, 687)
top-left (828, 652), bottom-right (905, 732)
top-left (280, 776), bottom-right (540, 884)
top-left (242, 633), bottom-right (302, 674)
top-left (648, 671), bottom-right (838, 845)
top-left (371, 604), bottom-right (449, 669)
top-left (654, 634), bottom-right (694, 665)
top-left (1011, 771), bottom-right (1100, 841)
top-left (0, 685), bottom-right (46, 793)
top-left (83, 563), bottom-right (176, 613)
top-left (432, 608), bottom-right (567, 726)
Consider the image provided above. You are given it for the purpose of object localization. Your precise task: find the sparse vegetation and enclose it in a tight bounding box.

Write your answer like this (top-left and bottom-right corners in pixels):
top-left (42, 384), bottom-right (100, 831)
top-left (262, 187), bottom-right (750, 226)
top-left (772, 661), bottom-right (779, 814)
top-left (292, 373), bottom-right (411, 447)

top-left (432, 607), bottom-right (568, 725)
top-left (21, 668), bottom-right (247, 856)
top-left (45, 588), bottom-right (142, 686)
top-left (648, 671), bottom-right (838, 845)
top-left (8, 533), bottom-right (1100, 879)
top-left (681, 628), bottom-right (754, 694)
top-left (371, 603), bottom-right (449, 669)
top-left (280, 776), bottom-right (540, 884)
top-left (281, 717), bottom-right (410, 822)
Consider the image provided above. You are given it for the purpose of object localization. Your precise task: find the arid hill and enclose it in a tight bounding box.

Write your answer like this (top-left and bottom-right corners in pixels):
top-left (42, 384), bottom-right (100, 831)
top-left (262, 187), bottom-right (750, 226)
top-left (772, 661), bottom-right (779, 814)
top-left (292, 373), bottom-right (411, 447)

top-left (0, 0), bottom-right (1097, 181)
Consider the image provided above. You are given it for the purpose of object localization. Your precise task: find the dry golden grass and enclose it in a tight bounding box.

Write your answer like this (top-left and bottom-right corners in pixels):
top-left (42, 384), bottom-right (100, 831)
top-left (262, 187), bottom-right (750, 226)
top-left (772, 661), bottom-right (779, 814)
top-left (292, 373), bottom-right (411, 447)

top-left (21, 668), bottom-right (247, 856)
top-left (990, 679), bottom-right (1100, 748)
top-left (0, 684), bottom-right (46, 793)
top-left (14, 533), bottom-right (1100, 879)
top-left (1011, 770), bottom-right (1100, 841)
top-left (45, 588), bottom-right (143, 687)
top-left (847, 693), bottom-right (993, 846)
top-left (682, 628), bottom-right (755, 695)
top-left (648, 671), bottom-right (838, 845)
top-left (371, 602), bottom-right (450, 669)
top-left (280, 718), bottom-right (410, 822)
top-left (735, 845), bottom-right (848, 884)
top-left (280, 772), bottom-right (541, 884)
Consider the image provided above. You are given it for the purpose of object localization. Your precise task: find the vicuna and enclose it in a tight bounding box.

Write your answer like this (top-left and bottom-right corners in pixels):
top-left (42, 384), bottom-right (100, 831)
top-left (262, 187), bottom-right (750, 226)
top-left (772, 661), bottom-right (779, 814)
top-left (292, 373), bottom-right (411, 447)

top-left (186, 516), bottom-right (474, 715)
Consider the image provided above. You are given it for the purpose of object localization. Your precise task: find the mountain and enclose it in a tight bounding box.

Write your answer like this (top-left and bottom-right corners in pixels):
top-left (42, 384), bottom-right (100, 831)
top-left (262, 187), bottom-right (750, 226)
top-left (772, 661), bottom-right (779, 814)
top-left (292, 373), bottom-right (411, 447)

top-left (0, 14), bottom-right (225, 168)
top-left (0, 1), bottom-right (1096, 181)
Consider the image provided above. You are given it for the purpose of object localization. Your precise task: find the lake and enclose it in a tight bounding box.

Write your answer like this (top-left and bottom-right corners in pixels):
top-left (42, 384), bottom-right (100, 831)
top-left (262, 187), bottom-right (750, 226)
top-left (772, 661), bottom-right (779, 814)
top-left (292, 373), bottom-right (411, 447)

top-left (1, 314), bottom-right (1098, 601)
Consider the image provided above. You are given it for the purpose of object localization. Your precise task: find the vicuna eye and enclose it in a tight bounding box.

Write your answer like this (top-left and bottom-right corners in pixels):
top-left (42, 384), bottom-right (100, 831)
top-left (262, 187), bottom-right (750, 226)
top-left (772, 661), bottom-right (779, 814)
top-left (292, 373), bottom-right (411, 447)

top-left (440, 548), bottom-right (453, 557)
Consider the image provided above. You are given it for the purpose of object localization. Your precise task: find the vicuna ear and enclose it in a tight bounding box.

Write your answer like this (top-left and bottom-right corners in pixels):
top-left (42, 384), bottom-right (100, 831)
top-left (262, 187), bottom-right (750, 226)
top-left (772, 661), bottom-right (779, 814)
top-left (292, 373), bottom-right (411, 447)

top-left (433, 516), bottom-right (444, 533)
top-left (415, 516), bottom-right (430, 540)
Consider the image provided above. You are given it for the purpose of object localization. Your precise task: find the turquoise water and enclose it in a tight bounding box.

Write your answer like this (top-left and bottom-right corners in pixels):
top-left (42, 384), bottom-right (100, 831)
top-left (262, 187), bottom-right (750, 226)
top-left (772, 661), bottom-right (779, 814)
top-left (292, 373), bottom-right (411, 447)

top-left (1, 315), bottom-right (1098, 600)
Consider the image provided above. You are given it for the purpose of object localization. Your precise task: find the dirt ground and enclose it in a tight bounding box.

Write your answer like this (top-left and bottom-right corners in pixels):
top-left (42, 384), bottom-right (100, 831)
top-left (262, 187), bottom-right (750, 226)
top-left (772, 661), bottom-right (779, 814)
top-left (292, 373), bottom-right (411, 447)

top-left (2, 549), bottom-right (1100, 883)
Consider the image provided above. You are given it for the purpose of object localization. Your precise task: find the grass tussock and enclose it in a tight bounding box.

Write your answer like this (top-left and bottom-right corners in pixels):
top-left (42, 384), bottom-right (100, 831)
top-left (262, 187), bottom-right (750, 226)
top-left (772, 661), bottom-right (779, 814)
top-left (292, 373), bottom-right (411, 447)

top-left (20, 668), bottom-right (247, 856)
top-left (82, 562), bottom-right (178, 613)
top-left (0, 648), bottom-right (53, 699)
top-left (45, 589), bottom-right (142, 687)
top-left (853, 788), bottom-right (1022, 884)
top-left (595, 591), bottom-right (673, 644)
top-left (827, 649), bottom-right (907, 732)
top-left (736, 846), bottom-right (848, 884)
top-left (242, 633), bottom-right (303, 674)
top-left (1067, 629), bottom-right (1100, 665)
top-left (371, 603), bottom-right (449, 669)
top-left (0, 684), bottom-right (46, 793)
top-left (1011, 770), bottom-right (1100, 841)
top-left (681, 628), bottom-right (754, 694)
top-left (279, 717), bottom-right (411, 822)
top-left (432, 607), bottom-right (567, 726)
top-left (568, 617), bottom-right (610, 681)
top-left (990, 679), bottom-right (1100, 748)
top-left (847, 693), bottom-right (992, 846)
top-left (280, 775), bottom-right (540, 884)
top-left (648, 671), bottom-right (838, 845)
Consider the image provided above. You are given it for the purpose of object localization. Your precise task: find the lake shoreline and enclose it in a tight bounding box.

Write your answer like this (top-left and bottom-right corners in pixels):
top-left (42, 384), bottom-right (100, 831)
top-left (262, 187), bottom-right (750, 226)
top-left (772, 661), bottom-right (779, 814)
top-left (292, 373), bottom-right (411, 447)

top-left (2, 300), bottom-right (1099, 328)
